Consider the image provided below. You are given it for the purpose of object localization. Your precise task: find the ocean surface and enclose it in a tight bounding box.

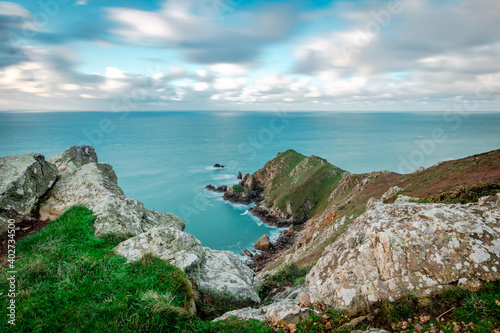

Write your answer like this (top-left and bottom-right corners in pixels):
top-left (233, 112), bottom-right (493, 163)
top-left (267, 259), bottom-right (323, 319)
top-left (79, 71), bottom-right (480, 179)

top-left (1, 111), bottom-right (499, 254)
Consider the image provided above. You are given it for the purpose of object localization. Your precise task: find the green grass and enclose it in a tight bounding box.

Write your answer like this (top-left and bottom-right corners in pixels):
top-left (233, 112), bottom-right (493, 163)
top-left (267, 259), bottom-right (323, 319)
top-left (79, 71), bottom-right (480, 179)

top-left (232, 185), bottom-right (245, 194)
top-left (367, 282), bottom-right (500, 332)
top-left (261, 150), bottom-right (345, 222)
top-left (0, 206), bottom-right (271, 333)
top-left (258, 264), bottom-right (310, 301)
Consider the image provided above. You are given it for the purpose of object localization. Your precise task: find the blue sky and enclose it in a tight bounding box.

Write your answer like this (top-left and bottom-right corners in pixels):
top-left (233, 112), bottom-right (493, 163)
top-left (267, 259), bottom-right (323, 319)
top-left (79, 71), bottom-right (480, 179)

top-left (0, 0), bottom-right (499, 111)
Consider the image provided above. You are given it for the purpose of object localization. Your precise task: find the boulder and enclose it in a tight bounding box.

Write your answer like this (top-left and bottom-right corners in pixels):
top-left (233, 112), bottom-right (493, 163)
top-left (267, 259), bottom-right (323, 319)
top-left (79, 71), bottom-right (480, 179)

top-left (205, 184), bottom-right (216, 191)
top-left (237, 171), bottom-right (243, 180)
top-left (301, 200), bottom-right (500, 314)
top-left (217, 185), bottom-right (228, 192)
top-left (40, 156), bottom-right (185, 236)
top-left (381, 186), bottom-right (403, 200)
top-left (254, 234), bottom-right (273, 251)
top-left (193, 248), bottom-right (260, 305)
top-left (244, 249), bottom-right (253, 257)
top-left (214, 285), bottom-right (315, 324)
top-left (213, 164), bottom-right (225, 168)
top-left (0, 153), bottom-right (57, 234)
top-left (115, 231), bottom-right (260, 310)
top-left (114, 227), bottom-right (204, 272)
top-left (48, 145), bottom-right (97, 174)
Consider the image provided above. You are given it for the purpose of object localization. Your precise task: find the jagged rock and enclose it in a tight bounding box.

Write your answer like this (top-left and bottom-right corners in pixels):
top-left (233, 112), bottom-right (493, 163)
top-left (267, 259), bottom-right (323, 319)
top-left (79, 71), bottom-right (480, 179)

top-left (394, 195), bottom-right (419, 203)
top-left (213, 164), bottom-right (225, 168)
top-left (244, 249), bottom-right (253, 257)
top-left (193, 248), bottom-right (260, 305)
top-left (381, 186), bottom-right (404, 200)
top-left (215, 285), bottom-right (315, 324)
top-left (206, 184), bottom-right (228, 193)
top-left (0, 153), bottom-right (57, 235)
top-left (239, 173), bottom-right (250, 186)
top-left (237, 171), bottom-right (243, 180)
top-left (255, 234), bottom-right (272, 251)
top-left (40, 149), bottom-right (185, 236)
top-left (301, 200), bottom-right (500, 314)
top-left (114, 227), bottom-right (204, 272)
top-left (48, 145), bottom-right (98, 174)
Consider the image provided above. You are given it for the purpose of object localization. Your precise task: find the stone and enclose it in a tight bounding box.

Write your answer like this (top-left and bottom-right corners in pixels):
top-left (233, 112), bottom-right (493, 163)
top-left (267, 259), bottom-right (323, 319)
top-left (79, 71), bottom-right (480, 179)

top-left (237, 171), bottom-right (243, 180)
top-left (193, 247), bottom-right (260, 305)
top-left (114, 227), bottom-right (204, 272)
top-left (302, 200), bottom-right (500, 314)
top-left (478, 195), bottom-right (497, 206)
top-left (381, 186), bottom-right (404, 200)
top-left (214, 285), bottom-right (311, 324)
top-left (254, 234), bottom-right (272, 251)
top-left (0, 153), bottom-right (57, 235)
top-left (215, 299), bottom-right (313, 325)
top-left (48, 145), bottom-right (98, 174)
top-left (244, 249), bottom-right (253, 257)
top-left (40, 161), bottom-right (185, 236)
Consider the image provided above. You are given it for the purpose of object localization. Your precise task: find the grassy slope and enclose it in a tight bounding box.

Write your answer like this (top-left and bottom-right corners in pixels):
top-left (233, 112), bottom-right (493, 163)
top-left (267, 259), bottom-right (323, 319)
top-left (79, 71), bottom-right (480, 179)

top-left (259, 150), bottom-right (346, 221)
top-left (0, 206), bottom-right (271, 333)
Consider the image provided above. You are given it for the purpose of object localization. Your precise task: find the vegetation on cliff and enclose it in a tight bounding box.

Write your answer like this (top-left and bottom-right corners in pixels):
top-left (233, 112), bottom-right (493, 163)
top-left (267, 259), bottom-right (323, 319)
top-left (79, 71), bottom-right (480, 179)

top-left (0, 206), bottom-right (270, 332)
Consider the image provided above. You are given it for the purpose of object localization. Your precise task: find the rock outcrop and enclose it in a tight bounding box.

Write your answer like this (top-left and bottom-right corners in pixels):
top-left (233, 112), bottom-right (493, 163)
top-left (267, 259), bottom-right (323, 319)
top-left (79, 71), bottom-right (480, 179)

top-left (48, 145), bottom-right (98, 174)
top-left (115, 227), bottom-right (205, 272)
top-left (300, 198), bottom-right (500, 314)
top-left (114, 228), bottom-right (260, 307)
top-left (0, 146), bottom-right (260, 313)
top-left (205, 184), bottom-right (227, 193)
top-left (193, 248), bottom-right (260, 305)
top-left (214, 285), bottom-right (316, 325)
top-left (223, 150), bottom-right (346, 227)
top-left (254, 234), bottom-right (272, 251)
top-left (0, 153), bottom-right (57, 235)
top-left (40, 161), bottom-right (185, 236)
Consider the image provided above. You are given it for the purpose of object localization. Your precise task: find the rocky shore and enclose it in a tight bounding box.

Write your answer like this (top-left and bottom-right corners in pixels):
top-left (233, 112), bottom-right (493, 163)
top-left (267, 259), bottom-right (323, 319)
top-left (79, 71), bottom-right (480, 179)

top-left (2, 146), bottom-right (500, 330)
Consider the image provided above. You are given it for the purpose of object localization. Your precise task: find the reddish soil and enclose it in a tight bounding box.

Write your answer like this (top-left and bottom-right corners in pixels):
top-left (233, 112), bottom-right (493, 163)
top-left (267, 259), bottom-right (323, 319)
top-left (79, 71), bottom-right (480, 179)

top-left (0, 215), bottom-right (52, 267)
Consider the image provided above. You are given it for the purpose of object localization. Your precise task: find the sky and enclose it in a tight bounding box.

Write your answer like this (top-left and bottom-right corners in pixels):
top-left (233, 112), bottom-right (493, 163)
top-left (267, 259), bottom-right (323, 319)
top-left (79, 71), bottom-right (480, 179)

top-left (0, 0), bottom-right (499, 112)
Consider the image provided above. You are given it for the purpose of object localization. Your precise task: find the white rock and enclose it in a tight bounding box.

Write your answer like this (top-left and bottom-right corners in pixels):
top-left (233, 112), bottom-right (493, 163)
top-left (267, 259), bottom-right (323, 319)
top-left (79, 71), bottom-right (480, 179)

top-left (302, 201), bottom-right (500, 314)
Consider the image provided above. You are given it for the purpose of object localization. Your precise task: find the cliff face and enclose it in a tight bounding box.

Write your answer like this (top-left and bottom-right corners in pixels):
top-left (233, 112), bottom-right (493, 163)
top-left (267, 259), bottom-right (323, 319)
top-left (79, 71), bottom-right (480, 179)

top-left (214, 149), bottom-right (500, 324)
top-left (0, 146), bottom-right (259, 316)
top-left (224, 150), bottom-right (346, 226)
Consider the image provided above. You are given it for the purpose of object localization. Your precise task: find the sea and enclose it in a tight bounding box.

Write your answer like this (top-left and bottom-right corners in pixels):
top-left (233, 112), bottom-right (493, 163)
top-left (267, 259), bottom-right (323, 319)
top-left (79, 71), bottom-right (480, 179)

top-left (1, 111), bottom-right (499, 255)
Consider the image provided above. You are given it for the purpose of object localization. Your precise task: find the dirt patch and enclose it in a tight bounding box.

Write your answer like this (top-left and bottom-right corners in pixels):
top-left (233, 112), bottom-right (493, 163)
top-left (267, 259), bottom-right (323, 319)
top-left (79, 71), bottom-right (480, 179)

top-left (0, 215), bottom-right (52, 267)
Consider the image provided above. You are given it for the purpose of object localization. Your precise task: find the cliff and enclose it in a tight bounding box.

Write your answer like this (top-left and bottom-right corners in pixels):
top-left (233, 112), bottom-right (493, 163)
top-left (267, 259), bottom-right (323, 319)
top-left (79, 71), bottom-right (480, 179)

top-left (224, 150), bottom-right (346, 226)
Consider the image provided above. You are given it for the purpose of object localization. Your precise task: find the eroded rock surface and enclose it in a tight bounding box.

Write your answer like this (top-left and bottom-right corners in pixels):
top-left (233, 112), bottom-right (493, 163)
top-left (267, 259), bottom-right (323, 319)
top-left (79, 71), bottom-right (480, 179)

top-left (214, 285), bottom-right (315, 324)
top-left (48, 145), bottom-right (98, 174)
top-left (301, 198), bottom-right (500, 314)
top-left (115, 229), bottom-right (260, 309)
top-left (193, 248), bottom-right (260, 305)
top-left (114, 227), bottom-right (204, 272)
top-left (40, 148), bottom-right (185, 236)
top-left (0, 153), bottom-right (57, 234)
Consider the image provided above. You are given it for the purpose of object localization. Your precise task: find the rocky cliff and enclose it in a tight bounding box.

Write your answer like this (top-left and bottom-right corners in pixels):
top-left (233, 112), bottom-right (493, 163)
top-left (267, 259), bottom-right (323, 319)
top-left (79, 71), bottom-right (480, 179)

top-left (223, 150), bottom-right (346, 227)
top-left (0, 146), bottom-right (259, 317)
top-left (212, 149), bottom-right (500, 327)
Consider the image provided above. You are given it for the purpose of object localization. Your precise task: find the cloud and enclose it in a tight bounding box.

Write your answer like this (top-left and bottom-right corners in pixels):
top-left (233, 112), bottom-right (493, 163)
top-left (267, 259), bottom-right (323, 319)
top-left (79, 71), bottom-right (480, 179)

top-left (107, 0), bottom-right (299, 64)
top-left (291, 0), bottom-right (500, 104)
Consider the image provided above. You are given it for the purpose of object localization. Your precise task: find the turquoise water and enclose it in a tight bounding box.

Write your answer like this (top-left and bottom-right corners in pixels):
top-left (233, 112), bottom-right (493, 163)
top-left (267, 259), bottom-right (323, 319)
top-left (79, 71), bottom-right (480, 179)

top-left (1, 111), bottom-right (499, 254)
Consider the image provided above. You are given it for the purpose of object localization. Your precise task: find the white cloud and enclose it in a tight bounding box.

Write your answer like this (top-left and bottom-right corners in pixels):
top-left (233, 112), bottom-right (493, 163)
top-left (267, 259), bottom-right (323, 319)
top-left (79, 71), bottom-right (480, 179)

top-left (0, 1), bottom-right (29, 17)
top-left (209, 63), bottom-right (246, 77)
